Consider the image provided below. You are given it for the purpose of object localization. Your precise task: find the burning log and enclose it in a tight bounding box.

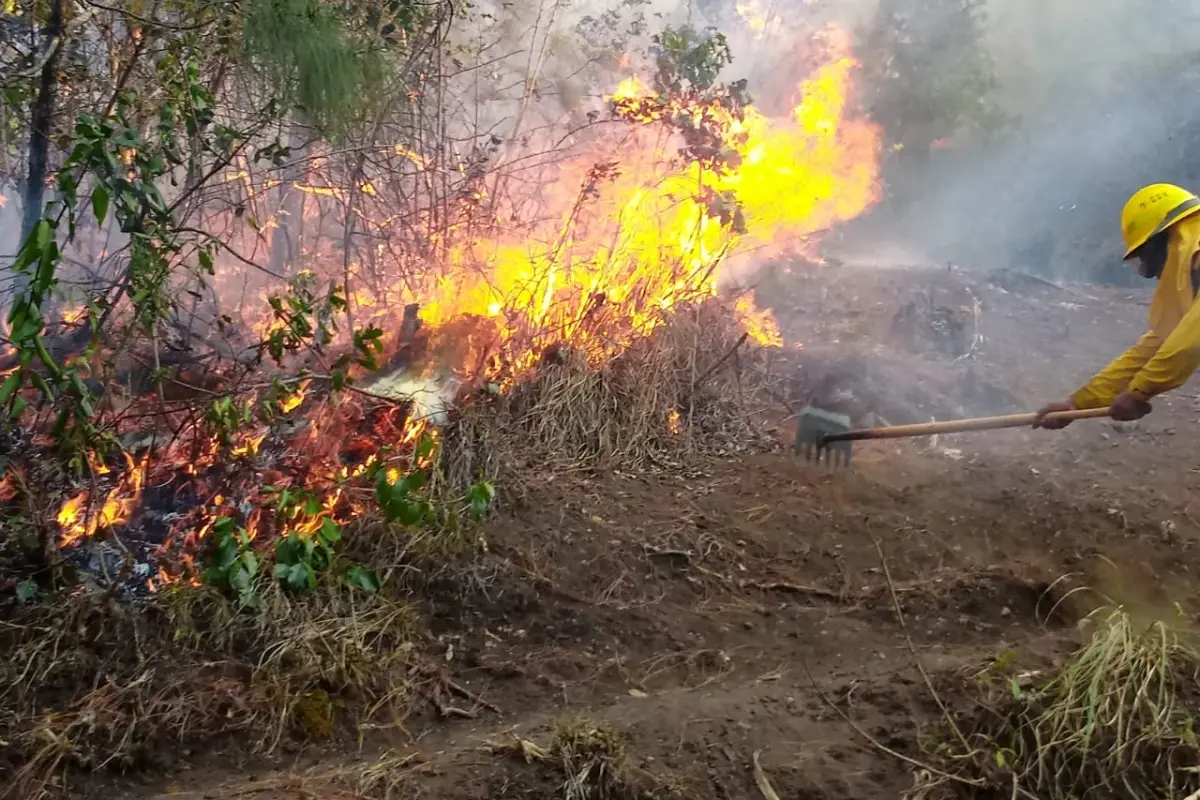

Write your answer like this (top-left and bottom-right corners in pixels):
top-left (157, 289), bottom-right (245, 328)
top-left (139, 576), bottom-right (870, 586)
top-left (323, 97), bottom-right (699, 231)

top-left (383, 303), bottom-right (425, 373)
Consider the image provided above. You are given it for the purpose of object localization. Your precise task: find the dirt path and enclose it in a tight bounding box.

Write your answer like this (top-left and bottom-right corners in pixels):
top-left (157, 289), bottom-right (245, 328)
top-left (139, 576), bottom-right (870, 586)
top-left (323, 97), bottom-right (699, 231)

top-left (96, 265), bottom-right (1200, 799)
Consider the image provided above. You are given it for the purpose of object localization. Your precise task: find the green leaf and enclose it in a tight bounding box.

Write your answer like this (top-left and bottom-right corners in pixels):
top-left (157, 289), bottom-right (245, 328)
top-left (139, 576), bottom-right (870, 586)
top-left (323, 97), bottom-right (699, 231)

top-left (319, 517), bottom-right (342, 546)
top-left (394, 498), bottom-right (428, 526)
top-left (198, 249), bottom-right (214, 273)
top-left (374, 469), bottom-right (393, 509)
top-left (16, 579), bottom-right (37, 602)
top-left (414, 435), bottom-right (437, 462)
top-left (92, 186), bottom-right (109, 226)
top-left (230, 566), bottom-right (253, 592)
top-left (238, 587), bottom-right (260, 609)
top-left (400, 468), bottom-right (428, 493)
top-left (346, 565), bottom-right (380, 593)
top-left (0, 371), bottom-right (22, 408)
top-left (304, 494), bottom-right (322, 517)
top-left (69, 372), bottom-right (89, 398)
top-left (275, 533), bottom-right (300, 564)
top-left (469, 480), bottom-right (496, 520)
top-left (285, 562), bottom-right (310, 590)
top-left (34, 218), bottom-right (51, 253)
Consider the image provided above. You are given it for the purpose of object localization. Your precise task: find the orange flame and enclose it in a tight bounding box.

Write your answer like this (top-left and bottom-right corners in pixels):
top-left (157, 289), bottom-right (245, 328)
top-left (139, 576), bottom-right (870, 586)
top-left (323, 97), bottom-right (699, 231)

top-left (57, 453), bottom-right (147, 547)
top-left (46, 28), bottom-right (882, 573)
top-left (399, 28), bottom-right (879, 373)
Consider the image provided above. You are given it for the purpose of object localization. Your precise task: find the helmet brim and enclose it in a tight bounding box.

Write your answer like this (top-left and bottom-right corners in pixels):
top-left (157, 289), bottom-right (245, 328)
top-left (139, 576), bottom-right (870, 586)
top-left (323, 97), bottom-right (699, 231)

top-left (1124, 197), bottom-right (1200, 258)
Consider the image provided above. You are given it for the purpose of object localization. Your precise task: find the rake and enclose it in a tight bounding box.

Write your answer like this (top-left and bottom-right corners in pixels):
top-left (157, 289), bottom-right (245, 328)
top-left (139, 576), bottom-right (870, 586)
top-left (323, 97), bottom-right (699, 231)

top-left (794, 406), bottom-right (1112, 466)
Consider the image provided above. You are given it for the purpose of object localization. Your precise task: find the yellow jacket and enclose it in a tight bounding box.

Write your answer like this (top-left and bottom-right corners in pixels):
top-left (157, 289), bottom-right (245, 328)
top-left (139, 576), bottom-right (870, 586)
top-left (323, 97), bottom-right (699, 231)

top-left (1073, 214), bottom-right (1200, 408)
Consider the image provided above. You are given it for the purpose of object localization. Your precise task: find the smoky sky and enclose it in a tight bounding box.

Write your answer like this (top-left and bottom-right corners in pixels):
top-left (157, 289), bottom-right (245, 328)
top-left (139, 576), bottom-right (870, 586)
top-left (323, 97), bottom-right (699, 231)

top-left (829, 0), bottom-right (1200, 282)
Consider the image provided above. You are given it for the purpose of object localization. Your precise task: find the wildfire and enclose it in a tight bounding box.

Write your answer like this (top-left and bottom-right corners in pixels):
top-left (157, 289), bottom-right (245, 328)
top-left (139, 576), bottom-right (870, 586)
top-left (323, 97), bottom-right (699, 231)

top-left (57, 453), bottom-right (147, 547)
top-left (44, 26), bottom-right (882, 580)
top-left (393, 27), bottom-right (879, 381)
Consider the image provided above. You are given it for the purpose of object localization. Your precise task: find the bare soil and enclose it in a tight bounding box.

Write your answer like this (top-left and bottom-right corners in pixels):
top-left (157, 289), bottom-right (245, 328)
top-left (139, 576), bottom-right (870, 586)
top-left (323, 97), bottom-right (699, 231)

top-left (92, 264), bottom-right (1200, 799)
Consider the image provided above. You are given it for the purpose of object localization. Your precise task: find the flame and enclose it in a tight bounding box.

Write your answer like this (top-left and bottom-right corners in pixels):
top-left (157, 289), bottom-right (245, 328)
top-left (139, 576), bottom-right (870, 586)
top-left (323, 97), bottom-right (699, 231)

top-left (57, 453), bottom-right (147, 547)
top-left (41, 27), bottom-right (882, 585)
top-left (398, 27), bottom-right (879, 382)
top-left (231, 431), bottom-right (267, 458)
top-left (279, 380), bottom-right (311, 413)
top-left (59, 304), bottom-right (88, 326)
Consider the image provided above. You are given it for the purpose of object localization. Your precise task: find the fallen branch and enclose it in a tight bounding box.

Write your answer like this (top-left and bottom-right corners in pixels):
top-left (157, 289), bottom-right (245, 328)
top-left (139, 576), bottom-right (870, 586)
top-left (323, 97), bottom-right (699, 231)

top-left (744, 579), bottom-right (842, 602)
top-left (684, 331), bottom-right (749, 401)
top-left (752, 750), bottom-right (781, 800)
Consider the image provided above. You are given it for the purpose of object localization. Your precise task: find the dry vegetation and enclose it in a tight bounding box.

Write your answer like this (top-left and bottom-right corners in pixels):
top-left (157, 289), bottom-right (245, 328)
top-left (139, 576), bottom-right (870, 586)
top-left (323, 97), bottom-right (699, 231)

top-left (912, 604), bottom-right (1200, 800)
top-left (0, 292), bottom-right (780, 799)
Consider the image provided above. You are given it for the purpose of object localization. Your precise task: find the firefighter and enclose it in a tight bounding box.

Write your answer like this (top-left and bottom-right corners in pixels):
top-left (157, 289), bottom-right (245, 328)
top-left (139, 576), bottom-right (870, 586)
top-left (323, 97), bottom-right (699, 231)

top-left (1035, 183), bottom-right (1200, 428)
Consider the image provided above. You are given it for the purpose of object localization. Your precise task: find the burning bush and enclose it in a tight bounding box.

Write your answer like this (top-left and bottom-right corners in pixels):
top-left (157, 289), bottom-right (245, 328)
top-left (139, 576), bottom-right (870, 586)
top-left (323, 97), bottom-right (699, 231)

top-left (0, 19), bottom-right (880, 599)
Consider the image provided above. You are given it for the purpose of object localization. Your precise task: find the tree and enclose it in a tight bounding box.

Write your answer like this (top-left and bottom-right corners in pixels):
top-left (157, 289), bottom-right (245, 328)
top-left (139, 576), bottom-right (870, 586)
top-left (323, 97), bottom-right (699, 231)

top-left (857, 0), bottom-right (1003, 189)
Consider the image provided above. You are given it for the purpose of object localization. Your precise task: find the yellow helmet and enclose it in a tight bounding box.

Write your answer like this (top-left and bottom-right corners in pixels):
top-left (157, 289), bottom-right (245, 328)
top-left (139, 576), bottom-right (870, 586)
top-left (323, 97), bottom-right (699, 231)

top-left (1121, 183), bottom-right (1200, 258)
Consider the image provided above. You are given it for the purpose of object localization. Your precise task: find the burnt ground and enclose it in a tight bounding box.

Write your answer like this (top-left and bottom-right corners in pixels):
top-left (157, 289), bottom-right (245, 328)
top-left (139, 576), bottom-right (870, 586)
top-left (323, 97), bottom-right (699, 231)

top-left (94, 263), bottom-right (1200, 799)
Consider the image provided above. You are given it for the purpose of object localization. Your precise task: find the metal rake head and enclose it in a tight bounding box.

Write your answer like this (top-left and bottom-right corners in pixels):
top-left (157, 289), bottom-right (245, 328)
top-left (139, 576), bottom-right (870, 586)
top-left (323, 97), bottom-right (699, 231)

top-left (794, 407), bottom-right (853, 467)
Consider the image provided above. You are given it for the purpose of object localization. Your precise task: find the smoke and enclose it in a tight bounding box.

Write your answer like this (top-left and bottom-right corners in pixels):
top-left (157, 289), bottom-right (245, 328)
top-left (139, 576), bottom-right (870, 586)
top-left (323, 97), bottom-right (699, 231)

top-left (832, 0), bottom-right (1200, 283)
top-left (444, 0), bottom-right (899, 150)
top-left (451, 0), bottom-right (1200, 287)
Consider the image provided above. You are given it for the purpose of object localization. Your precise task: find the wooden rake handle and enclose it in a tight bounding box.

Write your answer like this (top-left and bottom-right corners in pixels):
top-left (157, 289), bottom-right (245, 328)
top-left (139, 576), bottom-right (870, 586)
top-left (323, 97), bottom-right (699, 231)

top-left (823, 407), bottom-right (1111, 443)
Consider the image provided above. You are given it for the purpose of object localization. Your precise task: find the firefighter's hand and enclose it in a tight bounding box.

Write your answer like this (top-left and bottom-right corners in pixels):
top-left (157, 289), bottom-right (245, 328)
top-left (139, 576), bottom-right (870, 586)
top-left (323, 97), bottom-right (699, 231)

top-left (1109, 390), bottom-right (1152, 421)
top-left (1033, 398), bottom-right (1077, 429)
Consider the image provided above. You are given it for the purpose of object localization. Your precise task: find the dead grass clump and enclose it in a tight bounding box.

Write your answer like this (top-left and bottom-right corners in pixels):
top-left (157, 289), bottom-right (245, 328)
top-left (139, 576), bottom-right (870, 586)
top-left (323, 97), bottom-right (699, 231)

top-left (443, 300), bottom-right (771, 476)
top-left (494, 718), bottom-right (670, 800)
top-left (923, 605), bottom-right (1200, 800)
top-left (0, 582), bottom-right (418, 800)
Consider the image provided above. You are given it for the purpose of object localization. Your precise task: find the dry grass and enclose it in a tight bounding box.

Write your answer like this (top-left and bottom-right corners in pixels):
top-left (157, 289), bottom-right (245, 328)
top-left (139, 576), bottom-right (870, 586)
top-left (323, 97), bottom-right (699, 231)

top-left (0, 582), bottom-right (419, 800)
top-left (922, 605), bottom-right (1200, 800)
top-left (437, 300), bottom-right (771, 485)
top-left (494, 718), bottom-right (672, 800)
top-left (0, 300), bottom-right (774, 798)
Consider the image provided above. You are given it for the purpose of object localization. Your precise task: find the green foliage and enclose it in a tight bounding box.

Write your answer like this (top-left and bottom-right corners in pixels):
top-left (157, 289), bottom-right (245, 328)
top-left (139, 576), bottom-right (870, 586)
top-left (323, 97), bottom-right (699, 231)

top-left (262, 271), bottom-right (345, 363)
top-left (468, 480), bottom-right (495, 520)
top-left (206, 395), bottom-right (256, 445)
top-left (274, 520), bottom-right (341, 591)
top-left (203, 488), bottom-right (381, 607)
top-left (650, 26), bottom-right (734, 94)
top-left (4, 218), bottom-right (110, 468)
top-left (858, 0), bottom-right (1006, 164)
top-left (374, 462), bottom-right (432, 526)
top-left (612, 26), bottom-right (749, 234)
top-left (241, 0), bottom-right (395, 136)
top-left (3, 61), bottom-right (242, 469)
top-left (204, 517), bottom-right (262, 608)
top-left (198, 439), bottom-right (498, 608)
top-left (200, 429), bottom-right (496, 607)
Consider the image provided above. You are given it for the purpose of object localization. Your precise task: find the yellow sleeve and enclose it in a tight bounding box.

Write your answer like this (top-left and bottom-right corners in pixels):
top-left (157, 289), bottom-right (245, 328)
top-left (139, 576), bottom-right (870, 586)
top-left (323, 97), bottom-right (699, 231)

top-left (1128, 298), bottom-right (1200, 399)
top-left (1071, 331), bottom-right (1162, 409)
